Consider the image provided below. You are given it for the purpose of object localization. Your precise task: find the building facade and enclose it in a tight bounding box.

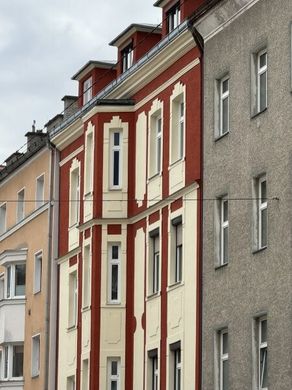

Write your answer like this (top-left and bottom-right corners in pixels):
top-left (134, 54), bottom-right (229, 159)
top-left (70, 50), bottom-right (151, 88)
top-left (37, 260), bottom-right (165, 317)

top-left (49, 0), bottom-right (210, 389)
top-left (195, 0), bottom-right (292, 389)
top-left (0, 131), bottom-right (58, 390)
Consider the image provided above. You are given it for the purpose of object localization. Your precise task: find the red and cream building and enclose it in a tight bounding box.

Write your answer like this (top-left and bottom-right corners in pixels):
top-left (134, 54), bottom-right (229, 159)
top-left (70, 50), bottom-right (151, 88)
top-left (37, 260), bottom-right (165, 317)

top-left (49, 1), bottom-right (206, 389)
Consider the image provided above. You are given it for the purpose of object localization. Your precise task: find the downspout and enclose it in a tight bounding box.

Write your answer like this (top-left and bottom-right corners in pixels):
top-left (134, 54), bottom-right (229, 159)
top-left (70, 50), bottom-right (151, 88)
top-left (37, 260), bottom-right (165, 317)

top-left (187, 20), bottom-right (204, 390)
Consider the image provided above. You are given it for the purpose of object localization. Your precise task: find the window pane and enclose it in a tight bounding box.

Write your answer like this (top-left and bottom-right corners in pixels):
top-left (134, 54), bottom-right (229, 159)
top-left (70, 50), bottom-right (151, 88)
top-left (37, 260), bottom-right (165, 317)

top-left (4, 346), bottom-right (8, 378)
top-left (261, 208), bottom-right (267, 247)
top-left (111, 381), bottom-right (117, 390)
top-left (113, 151), bottom-right (120, 186)
top-left (223, 227), bottom-right (228, 263)
top-left (260, 347), bottom-right (268, 388)
top-left (222, 359), bottom-right (229, 390)
top-left (261, 319), bottom-right (267, 343)
top-left (222, 98), bottom-right (229, 133)
top-left (7, 266), bottom-right (11, 298)
top-left (114, 133), bottom-right (120, 146)
top-left (12, 345), bottom-right (23, 377)
top-left (112, 246), bottom-right (119, 260)
top-left (260, 72), bottom-right (267, 111)
top-left (222, 332), bottom-right (228, 355)
top-left (261, 180), bottom-right (267, 203)
top-left (111, 360), bottom-right (118, 375)
top-left (260, 52), bottom-right (267, 68)
top-left (222, 79), bottom-right (229, 94)
top-left (15, 264), bottom-right (25, 296)
top-left (111, 265), bottom-right (118, 300)
top-left (223, 200), bottom-right (228, 222)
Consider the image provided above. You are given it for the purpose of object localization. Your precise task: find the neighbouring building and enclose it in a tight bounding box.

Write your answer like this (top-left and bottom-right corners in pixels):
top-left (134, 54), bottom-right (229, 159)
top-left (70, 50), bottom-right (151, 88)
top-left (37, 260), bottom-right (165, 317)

top-left (0, 130), bottom-right (58, 390)
top-left (194, 0), bottom-right (292, 389)
top-left (48, 0), bottom-right (214, 389)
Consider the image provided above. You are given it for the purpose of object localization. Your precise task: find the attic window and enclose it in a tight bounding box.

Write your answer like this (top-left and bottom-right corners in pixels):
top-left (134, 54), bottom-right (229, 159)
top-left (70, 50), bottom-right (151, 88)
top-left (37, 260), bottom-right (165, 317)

top-left (121, 43), bottom-right (133, 72)
top-left (83, 77), bottom-right (92, 105)
top-left (167, 3), bottom-right (181, 33)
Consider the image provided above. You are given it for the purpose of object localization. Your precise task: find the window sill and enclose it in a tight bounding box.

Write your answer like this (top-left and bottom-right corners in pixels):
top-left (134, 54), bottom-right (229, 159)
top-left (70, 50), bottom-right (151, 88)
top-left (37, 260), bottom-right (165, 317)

top-left (148, 172), bottom-right (162, 182)
top-left (167, 281), bottom-right (184, 292)
top-left (81, 305), bottom-right (91, 313)
top-left (31, 373), bottom-right (40, 379)
top-left (109, 187), bottom-right (122, 191)
top-left (214, 131), bottom-right (229, 142)
top-left (252, 246), bottom-right (267, 254)
top-left (146, 291), bottom-right (160, 301)
top-left (168, 157), bottom-right (185, 170)
top-left (107, 301), bottom-right (121, 306)
top-left (84, 191), bottom-right (93, 198)
top-left (215, 262), bottom-right (228, 270)
top-left (67, 324), bottom-right (77, 332)
top-left (251, 107), bottom-right (267, 119)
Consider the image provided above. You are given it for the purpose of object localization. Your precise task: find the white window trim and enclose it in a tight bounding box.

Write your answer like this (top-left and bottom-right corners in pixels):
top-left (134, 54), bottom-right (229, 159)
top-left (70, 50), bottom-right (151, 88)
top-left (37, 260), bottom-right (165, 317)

top-left (68, 270), bottom-right (78, 328)
top-left (174, 348), bottom-right (181, 390)
top-left (16, 187), bottom-right (25, 223)
top-left (219, 75), bottom-right (229, 136)
top-left (148, 99), bottom-right (163, 180)
top-left (82, 242), bottom-right (91, 309)
top-left (83, 77), bottom-right (93, 105)
top-left (108, 243), bottom-right (121, 304)
top-left (33, 251), bottom-right (42, 294)
top-left (258, 176), bottom-right (267, 249)
top-left (220, 197), bottom-right (228, 265)
top-left (5, 263), bottom-right (26, 299)
top-left (108, 357), bottom-right (120, 390)
top-left (170, 82), bottom-right (186, 165)
top-left (35, 173), bottom-right (45, 209)
top-left (167, 3), bottom-right (181, 32)
top-left (257, 49), bottom-right (267, 113)
top-left (258, 317), bottom-right (268, 390)
top-left (110, 130), bottom-right (123, 190)
top-left (31, 333), bottom-right (40, 377)
top-left (0, 202), bottom-right (7, 235)
top-left (84, 124), bottom-right (94, 196)
top-left (69, 159), bottom-right (80, 229)
top-left (219, 329), bottom-right (228, 390)
top-left (2, 344), bottom-right (24, 380)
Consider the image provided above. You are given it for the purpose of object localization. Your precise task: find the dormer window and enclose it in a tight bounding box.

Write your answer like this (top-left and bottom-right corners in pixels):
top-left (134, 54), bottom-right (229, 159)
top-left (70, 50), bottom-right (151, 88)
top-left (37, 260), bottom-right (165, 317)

top-left (121, 43), bottom-right (133, 72)
top-left (83, 77), bottom-right (92, 105)
top-left (167, 3), bottom-right (181, 33)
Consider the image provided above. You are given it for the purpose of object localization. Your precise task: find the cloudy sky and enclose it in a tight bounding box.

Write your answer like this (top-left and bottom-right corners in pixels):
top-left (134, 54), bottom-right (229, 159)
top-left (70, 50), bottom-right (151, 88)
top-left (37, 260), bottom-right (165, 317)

top-left (0, 0), bottom-right (161, 163)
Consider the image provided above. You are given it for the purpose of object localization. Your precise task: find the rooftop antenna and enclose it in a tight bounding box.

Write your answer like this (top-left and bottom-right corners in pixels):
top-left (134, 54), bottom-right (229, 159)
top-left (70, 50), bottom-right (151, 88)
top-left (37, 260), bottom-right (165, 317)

top-left (32, 120), bottom-right (36, 132)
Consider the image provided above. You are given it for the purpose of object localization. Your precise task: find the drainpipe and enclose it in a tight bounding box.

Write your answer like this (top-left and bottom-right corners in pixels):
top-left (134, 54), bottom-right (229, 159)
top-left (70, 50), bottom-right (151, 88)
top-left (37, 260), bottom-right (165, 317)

top-left (187, 20), bottom-right (204, 390)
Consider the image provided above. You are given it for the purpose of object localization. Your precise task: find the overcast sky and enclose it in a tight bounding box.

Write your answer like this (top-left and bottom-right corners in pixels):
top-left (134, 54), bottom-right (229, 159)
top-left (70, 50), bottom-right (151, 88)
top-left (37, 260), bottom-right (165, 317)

top-left (0, 0), bottom-right (161, 163)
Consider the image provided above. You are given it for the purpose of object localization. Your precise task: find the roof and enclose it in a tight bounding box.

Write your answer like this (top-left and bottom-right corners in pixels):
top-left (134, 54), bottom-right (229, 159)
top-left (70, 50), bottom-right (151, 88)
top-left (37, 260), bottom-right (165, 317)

top-left (154, 0), bottom-right (174, 8)
top-left (72, 60), bottom-right (117, 81)
top-left (109, 23), bottom-right (162, 47)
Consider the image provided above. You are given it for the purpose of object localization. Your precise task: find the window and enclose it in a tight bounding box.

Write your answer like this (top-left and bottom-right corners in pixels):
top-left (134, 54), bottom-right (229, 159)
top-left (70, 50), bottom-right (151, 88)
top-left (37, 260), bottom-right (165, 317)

top-left (6, 263), bottom-right (26, 298)
top-left (121, 43), bottom-right (133, 72)
top-left (257, 176), bottom-right (267, 249)
top-left (167, 3), bottom-right (181, 32)
top-left (0, 203), bottom-right (7, 235)
top-left (34, 252), bottom-right (42, 294)
top-left (83, 77), bottom-right (92, 105)
top-left (36, 174), bottom-right (45, 208)
top-left (170, 217), bottom-right (183, 284)
top-left (2, 344), bottom-right (23, 379)
top-left (171, 96), bottom-right (185, 163)
top-left (17, 188), bottom-right (25, 222)
top-left (69, 166), bottom-right (80, 227)
top-left (67, 375), bottom-right (76, 390)
top-left (258, 317), bottom-right (268, 389)
top-left (82, 244), bottom-right (91, 308)
top-left (68, 271), bottom-right (78, 327)
top-left (85, 130), bottom-right (93, 194)
top-left (148, 349), bottom-right (158, 390)
top-left (257, 50), bottom-right (267, 113)
top-left (219, 76), bottom-right (229, 136)
top-left (108, 244), bottom-right (121, 304)
top-left (108, 358), bottom-right (120, 390)
top-left (82, 359), bottom-right (89, 390)
top-left (170, 342), bottom-right (181, 390)
top-left (149, 229), bottom-right (160, 295)
top-left (219, 197), bottom-right (229, 265)
top-left (219, 330), bottom-right (228, 390)
top-left (110, 131), bottom-right (122, 189)
top-left (155, 118), bottom-right (162, 174)
top-left (149, 116), bottom-right (162, 177)
top-left (32, 334), bottom-right (40, 377)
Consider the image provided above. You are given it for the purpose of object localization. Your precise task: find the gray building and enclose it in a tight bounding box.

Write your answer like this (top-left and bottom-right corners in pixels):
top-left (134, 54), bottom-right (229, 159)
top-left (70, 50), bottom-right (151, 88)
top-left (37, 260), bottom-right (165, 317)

top-left (194, 0), bottom-right (292, 389)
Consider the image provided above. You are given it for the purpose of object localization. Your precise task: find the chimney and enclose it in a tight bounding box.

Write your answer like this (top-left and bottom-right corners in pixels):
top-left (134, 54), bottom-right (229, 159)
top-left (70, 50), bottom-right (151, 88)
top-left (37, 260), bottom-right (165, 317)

top-left (25, 128), bottom-right (47, 151)
top-left (45, 114), bottom-right (64, 134)
top-left (62, 95), bottom-right (79, 120)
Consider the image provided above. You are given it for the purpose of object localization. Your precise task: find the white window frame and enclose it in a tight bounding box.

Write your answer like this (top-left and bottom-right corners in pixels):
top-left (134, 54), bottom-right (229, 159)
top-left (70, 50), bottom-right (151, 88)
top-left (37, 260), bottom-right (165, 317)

top-left (82, 244), bottom-right (91, 308)
top-left (258, 317), bottom-right (268, 390)
top-left (83, 77), bottom-right (92, 105)
top-left (257, 49), bottom-right (267, 113)
top-left (2, 344), bottom-right (24, 380)
top-left (31, 334), bottom-right (40, 377)
top-left (0, 202), bottom-right (7, 235)
top-left (110, 130), bottom-right (122, 189)
top-left (69, 164), bottom-right (80, 228)
top-left (108, 243), bottom-right (121, 304)
top-left (220, 197), bottom-right (229, 265)
top-left (108, 357), bottom-right (120, 390)
top-left (167, 3), bottom-right (181, 32)
top-left (34, 251), bottom-right (42, 294)
top-left (174, 348), bottom-right (181, 390)
top-left (170, 87), bottom-right (185, 164)
top-left (68, 271), bottom-right (78, 328)
top-left (219, 76), bottom-right (229, 136)
top-left (16, 188), bottom-right (25, 223)
top-left (258, 176), bottom-right (267, 249)
top-left (35, 173), bottom-right (45, 209)
top-left (67, 375), bottom-right (76, 390)
top-left (155, 117), bottom-right (162, 175)
top-left (121, 43), bottom-right (133, 72)
top-left (82, 358), bottom-right (89, 390)
top-left (150, 353), bottom-right (158, 390)
top-left (149, 233), bottom-right (160, 295)
top-left (219, 329), bottom-right (228, 390)
top-left (84, 129), bottom-right (94, 195)
top-left (5, 263), bottom-right (26, 299)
